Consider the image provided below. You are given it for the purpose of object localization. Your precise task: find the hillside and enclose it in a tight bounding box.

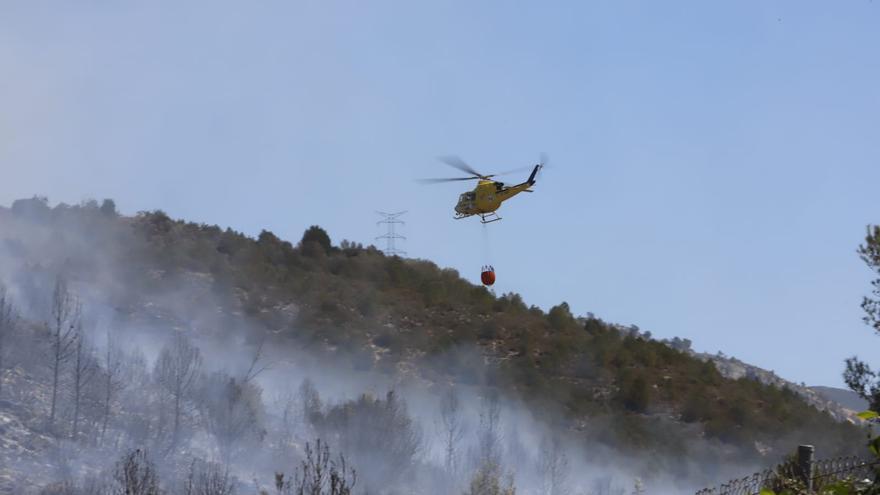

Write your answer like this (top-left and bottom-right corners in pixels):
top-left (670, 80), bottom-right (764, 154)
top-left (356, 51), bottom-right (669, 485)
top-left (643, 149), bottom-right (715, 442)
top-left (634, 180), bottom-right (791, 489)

top-left (695, 353), bottom-right (858, 423)
top-left (810, 386), bottom-right (869, 413)
top-left (0, 197), bottom-right (867, 494)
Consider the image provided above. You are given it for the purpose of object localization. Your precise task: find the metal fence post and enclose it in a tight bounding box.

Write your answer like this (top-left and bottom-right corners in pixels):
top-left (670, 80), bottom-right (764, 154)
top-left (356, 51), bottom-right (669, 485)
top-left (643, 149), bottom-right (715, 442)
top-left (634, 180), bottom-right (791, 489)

top-left (798, 444), bottom-right (814, 492)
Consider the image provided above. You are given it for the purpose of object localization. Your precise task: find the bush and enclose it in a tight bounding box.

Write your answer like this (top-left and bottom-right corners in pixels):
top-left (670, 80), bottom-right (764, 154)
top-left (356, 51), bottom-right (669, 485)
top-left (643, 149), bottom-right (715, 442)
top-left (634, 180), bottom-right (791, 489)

top-left (464, 461), bottom-right (516, 495)
top-left (310, 391), bottom-right (421, 491)
top-left (619, 375), bottom-right (651, 413)
top-left (547, 302), bottom-right (573, 330)
top-left (274, 439), bottom-right (356, 495)
top-left (301, 226), bottom-right (332, 253)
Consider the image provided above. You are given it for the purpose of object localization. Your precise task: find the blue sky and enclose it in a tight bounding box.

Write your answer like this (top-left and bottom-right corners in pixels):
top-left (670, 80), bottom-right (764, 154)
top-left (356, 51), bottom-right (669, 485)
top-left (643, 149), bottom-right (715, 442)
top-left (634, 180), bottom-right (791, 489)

top-left (1, 1), bottom-right (878, 387)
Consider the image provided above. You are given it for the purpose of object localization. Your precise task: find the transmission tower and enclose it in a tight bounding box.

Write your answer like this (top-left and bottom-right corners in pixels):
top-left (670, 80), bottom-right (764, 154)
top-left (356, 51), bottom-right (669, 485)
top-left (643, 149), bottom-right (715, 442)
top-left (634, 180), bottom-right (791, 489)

top-left (376, 211), bottom-right (407, 257)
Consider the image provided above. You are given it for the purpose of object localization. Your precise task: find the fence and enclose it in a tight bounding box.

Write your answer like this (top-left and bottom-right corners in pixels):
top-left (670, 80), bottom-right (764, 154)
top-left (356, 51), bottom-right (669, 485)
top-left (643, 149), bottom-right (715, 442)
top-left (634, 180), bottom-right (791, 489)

top-left (695, 445), bottom-right (880, 495)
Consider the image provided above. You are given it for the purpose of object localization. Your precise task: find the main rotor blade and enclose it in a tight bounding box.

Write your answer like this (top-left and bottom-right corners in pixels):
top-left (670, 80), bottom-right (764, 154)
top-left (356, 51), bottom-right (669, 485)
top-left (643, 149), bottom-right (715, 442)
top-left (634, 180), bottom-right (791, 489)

top-left (417, 177), bottom-right (479, 184)
top-left (539, 152), bottom-right (549, 167)
top-left (492, 165), bottom-right (535, 177)
top-left (438, 155), bottom-right (484, 178)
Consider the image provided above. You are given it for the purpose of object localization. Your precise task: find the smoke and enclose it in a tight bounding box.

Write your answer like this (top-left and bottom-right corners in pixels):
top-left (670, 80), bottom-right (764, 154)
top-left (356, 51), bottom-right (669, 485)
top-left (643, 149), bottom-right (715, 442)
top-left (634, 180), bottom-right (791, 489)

top-left (0, 199), bottom-right (762, 495)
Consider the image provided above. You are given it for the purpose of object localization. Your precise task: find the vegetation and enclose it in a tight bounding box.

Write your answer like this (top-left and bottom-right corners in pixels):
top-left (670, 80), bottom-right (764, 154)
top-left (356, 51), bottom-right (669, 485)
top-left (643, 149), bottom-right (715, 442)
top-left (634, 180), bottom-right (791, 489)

top-left (274, 439), bottom-right (357, 495)
top-left (710, 226), bottom-right (880, 495)
top-left (110, 209), bottom-right (857, 456)
top-left (464, 461), bottom-right (516, 495)
top-left (846, 226), bottom-right (880, 410)
top-left (0, 198), bottom-right (867, 492)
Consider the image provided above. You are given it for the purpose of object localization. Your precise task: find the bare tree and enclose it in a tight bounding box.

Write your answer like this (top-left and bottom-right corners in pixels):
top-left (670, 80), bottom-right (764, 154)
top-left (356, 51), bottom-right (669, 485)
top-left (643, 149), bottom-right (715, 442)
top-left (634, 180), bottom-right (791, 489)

top-left (462, 392), bottom-right (510, 495)
top-left (116, 348), bottom-right (153, 447)
top-left (274, 439), bottom-right (356, 495)
top-left (100, 329), bottom-right (126, 445)
top-left (197, 372), bottom-right (265, 465)
top-left (475, 392), bottom-right (502, 468)
top-left (242, 336), bottom-right (272, 384)
top-left (154, 332), bottom-right (202, 450)
top-left (539, 434), bottom-right (571, 495)
top-left (183, 459), bottom-right (235, 495)
top-left (586, 476), bottom-right (628, 495)
top-left (298, 378), bottom-right (322, 434)
top-left (437, 386), bottom-right (465, 480)
top-left (70, 326), bottom-right (97, 440)
top-left (274, 389), bottom-right (297, 456)
top-left (48, 277), bottom-right (80, 432)
top-left (112, 449), bottom-right (161, 495)
top-left (0, 285), bottom-right (16, 398)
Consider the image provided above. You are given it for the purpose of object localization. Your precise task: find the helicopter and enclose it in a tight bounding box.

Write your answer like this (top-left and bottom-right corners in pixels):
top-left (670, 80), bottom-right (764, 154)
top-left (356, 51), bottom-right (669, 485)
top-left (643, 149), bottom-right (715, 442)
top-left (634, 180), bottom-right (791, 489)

top-left (420, 155), bottom-right (545, 223)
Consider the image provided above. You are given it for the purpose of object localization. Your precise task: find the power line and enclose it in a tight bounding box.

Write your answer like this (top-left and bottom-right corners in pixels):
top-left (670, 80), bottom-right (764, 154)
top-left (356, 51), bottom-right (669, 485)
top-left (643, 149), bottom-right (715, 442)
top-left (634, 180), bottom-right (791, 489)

top-left (376, 211), bottom-right (407, 257)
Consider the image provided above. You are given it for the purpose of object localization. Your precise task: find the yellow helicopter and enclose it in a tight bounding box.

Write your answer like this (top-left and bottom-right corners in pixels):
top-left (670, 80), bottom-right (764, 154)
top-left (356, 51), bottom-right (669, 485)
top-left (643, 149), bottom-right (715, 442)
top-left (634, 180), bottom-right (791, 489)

top-left (420, 155), bottom-right (546, 223)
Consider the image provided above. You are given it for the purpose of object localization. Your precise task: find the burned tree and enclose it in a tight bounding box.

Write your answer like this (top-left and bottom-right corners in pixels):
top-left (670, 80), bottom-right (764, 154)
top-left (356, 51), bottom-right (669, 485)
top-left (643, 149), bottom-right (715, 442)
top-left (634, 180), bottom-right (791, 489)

top-left (154, 332), bottom-right (202, 449)
top-left (298, 378), bottom-right (322, 428)
top-left (197, 371), bottom-right (266, 464)
top-left (113, 449), bottom-right (161, 495)
top-left (0, 285), bottom-right (16, 398)
top-left (464, 392), bottom-right (516, 495)
top-left (274, 439), bottom-right (356, 495)
top-left (438, 386), bottom-right (465, 480)
top-left (310, 390), bottom-right (421, 492)
top-left (70, 326), bottom-right (97, 440)
top-left (474, 392), bottom-right (502, 468)
top-left (538, 434), bottom-right (571, 495)
top-left (48, 277), bottom-right (80, 431)
top-left (243, 336), bottom-right (272, 384)
top-left (182, 459), bottom-right (235, 495)
top-left (100, 330), bottom-right (127, 445)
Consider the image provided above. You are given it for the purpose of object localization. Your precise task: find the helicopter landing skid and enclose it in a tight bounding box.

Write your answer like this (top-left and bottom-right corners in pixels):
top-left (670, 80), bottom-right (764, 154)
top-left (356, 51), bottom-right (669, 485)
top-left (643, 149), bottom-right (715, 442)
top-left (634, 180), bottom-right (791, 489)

top-left (453, 212), bottom-right (502, 223)
top-left (479, 212), bottom-right (502, 224)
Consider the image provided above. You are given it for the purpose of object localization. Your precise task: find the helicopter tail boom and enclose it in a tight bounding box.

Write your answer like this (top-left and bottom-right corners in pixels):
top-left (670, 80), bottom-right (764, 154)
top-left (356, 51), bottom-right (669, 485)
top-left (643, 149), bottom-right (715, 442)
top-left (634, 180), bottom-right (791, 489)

top-left (527, 164), bottom-right (541, 185)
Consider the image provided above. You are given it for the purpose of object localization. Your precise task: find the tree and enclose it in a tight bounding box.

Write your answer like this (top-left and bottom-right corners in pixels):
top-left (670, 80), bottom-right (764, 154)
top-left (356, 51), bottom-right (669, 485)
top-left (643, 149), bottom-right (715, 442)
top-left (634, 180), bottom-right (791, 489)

top-left (547, 302), bottom-right (573, 330)
top-left (860, 226), bottom-right (880, 334)
top-left (275, 389), bottom-right (298, 457)
top-left (273, 439), bottom-right (356, 495)
top-left (474, 392), bottom-right (502, 468)
top-left (0, 285), bottom-right (16, 398)
top-left (197, 372), bottom-right (266, 464)
top-left (845, 226), bottom-right (880, 410)
top-left (301, 226), bottom-right (331, 255)
top-left (48, 276), bottom-right (80, 432)
top-left (11, 195), bottom-right (51, 221)
top-left (538, 434), bottom-right (570, 495)
top-left (70, 326), bottom-right (97, 440)
top-left (100, 199), bottom-right (117, 217)
top-left (112, 449), bottom-right (161, 495)
top-left (182, 459), bottom-right (235, 495)
top-left (463, 461), bottom-right (516, 495)
top-left (298, 378), bottom-right (323, 433)
top-left (620, 375), bottom-right (651, 413)
top-left (243, 336), bottom-right (271, 385)
top-left (463, 392), bottom-right (515, 495)
top-left (118, 349), bottom-right (153, 446)
top-left (100, 330), bottom-right (127, 445)
top-left (310, 391), bottom-right (421, 491)
top-left (438, 386), bottom-right (465, 482)
top-left (154, 332), bottom-right (202, 449)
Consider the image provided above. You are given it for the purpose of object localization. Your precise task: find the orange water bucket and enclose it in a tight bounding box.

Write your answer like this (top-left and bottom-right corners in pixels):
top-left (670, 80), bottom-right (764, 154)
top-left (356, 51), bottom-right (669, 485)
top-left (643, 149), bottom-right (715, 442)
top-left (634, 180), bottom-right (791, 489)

top-left (480, 266), bottom-right (496, 286)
